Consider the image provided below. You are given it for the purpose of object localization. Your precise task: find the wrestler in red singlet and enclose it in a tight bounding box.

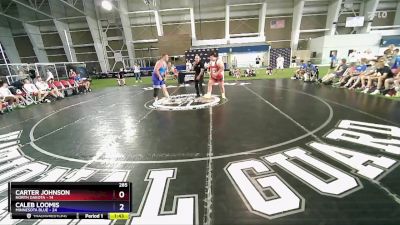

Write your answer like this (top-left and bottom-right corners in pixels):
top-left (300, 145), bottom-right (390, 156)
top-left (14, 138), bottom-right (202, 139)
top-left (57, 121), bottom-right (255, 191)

top-left (204, 51), bottom-right (226, 99)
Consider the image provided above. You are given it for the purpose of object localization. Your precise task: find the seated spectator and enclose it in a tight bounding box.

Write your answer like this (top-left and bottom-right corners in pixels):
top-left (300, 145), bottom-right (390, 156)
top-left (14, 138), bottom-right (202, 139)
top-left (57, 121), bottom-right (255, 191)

top-left (342, 58), bottom-right (368, 88)
top-left (383, 71), bottom-right (400, 97)
top-left (69, 69), bottom-right (77, 79)
top-left (266, 65), bottom-right (273, 76)
top-left (116, 68), bottom-right (126, 86)
top-left (0, 100), bottom-right (5, 114)
top-left (390, 49), bottom-right (400, 72)
top-left (303, 61), bottom-right (318, 82)
top-left (23, 79), bottom-right (50, 103)
top-left (333, 62), bottom-right (357, 87)
top-left (348, 60), bottom-right (376, 90)
top-left (384, 44), bottom-right (396, 61)
top-left (245, 65), bottom-right (256, 77)
top-left (292, 60), bottom-right (307, 79)
top-left (0, 80), bottom-right (26, 109)
top-left (35, 76), bottom-right (64, 99)
top-left (74, 73), bottom-right (91, 93)
top-left (234, 68), bottom-right (241, 78)
top-left (362, 61), bottom-right (395, 95)
top-left (321, 59), bottom-right (348, 84)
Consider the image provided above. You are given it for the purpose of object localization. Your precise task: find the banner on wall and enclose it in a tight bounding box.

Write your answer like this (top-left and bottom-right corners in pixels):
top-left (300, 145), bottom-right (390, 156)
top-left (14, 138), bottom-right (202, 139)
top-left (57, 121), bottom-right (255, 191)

top-left (270, 20), bottom-right (285, 29)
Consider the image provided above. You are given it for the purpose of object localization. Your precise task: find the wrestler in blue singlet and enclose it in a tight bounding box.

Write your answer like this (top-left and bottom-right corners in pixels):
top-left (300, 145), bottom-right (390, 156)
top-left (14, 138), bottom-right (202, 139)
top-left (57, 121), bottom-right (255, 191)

top-left (152, 63), bottom-right (167, 88)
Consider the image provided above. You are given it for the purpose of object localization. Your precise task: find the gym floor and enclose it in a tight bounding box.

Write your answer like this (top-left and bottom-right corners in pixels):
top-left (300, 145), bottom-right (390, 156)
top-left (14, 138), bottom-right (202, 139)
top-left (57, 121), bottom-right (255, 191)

top-left (1, 79), bottom-right (400, 225)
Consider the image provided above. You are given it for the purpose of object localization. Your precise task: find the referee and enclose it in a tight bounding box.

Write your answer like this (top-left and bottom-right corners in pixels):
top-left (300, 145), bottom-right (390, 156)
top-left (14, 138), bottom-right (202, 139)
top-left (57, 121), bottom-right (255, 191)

top-left (193, 54), bottom-right (205, 97)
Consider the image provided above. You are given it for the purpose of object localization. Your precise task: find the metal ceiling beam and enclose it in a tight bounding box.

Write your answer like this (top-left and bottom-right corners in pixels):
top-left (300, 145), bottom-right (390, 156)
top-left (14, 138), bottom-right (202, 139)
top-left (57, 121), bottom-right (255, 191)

top-left (0, 4), bottom-right (21, 63)
top-left (0, 11), bottom-right (24, 23)
top-left (190, 7), bottom-right (196, 40)
top-left (258, 1), bottom-right (267, 38)
top-left (225, 5), bottom-right (230, 39)
top-left (49, 0), bottom-right (78, 62)
top-left (360, 0), bottom-right (380, 33)
top-left (394, 0), bottom-right (400, 25)
top-left (325, 0), bottom-right (342, 35)
top-left (56, 0), bottom-right (86, 15)
top-left (23, 23), bottom-right (49, 62)
top-left (11, 0), bottom-right (54, 19)
top-left (83, 0), bottom-right (109, 72)
top-left (291, 0), bottom-right (305, 51)
top-left (118, 0), bottom-right (135, 67)
top-left (153, 0), bottom-right (164, 36)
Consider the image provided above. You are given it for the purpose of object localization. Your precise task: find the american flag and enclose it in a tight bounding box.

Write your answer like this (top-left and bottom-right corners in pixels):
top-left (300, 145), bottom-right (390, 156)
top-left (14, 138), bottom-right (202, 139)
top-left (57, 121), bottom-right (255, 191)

top-left (270, 20), bottom-right (285, 29)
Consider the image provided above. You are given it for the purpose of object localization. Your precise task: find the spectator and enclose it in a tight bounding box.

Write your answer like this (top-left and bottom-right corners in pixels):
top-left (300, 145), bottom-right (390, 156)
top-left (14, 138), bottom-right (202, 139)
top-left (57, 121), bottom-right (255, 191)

top-left (0, 100), bottom-right (5, 114)
top-left (134, 63), bottom-right (142, 83)
top-left (23, 79), bottom-right (50, 103)
top-left (276, 55), bottom-right (284, 70)
top-left (364, 61), bottom-right (395, 95)
top-left (348, 59), bottom-right (376, 90)
top-left (291, 55), bottom-right (297, 68)
top-left (322, 58), bottom-right (348, 84)
top-left (384, 44), bottom-right (396, 60)
top-left (363, 49), bottom-right (376, 61)
top-left (74, 73), bottom-right (91, 93)
top-left (266, 65), bottom-right (273, 76)
top-left (46, 69), bottom-right (54, 82)
top-left (69, 69), bottom-right (77, 79)
top-left (185, 60), bottom-right (192, 71)
top-left (35, 76), bottom-right (63, 99)
top-left (333, 62), bottom-right (357, 87)
top-left (117, 68), bottom-right (126, 86)
top-left (330, 52), bottom-right (337, 69)
top-left (245, 65), bottom-right (256, 77)
top-left (383, 71), bottom-right (400, 97)
top-left (303, 61), bottom-right (318, 82)
top-left (348, 50), bottom-right (358, 64)
top-left (0, 80), bottom-right (26, 109)
top-left (292, 60), bottom-right (307, 80)
top-left (255, 56), bottom-right (261, 68)
top-left (394, 72), bottom-right (400, 97)
top-left (390, 49), bottom-right (399, 70)
top-left (344, 58), bottom-right (367, 88)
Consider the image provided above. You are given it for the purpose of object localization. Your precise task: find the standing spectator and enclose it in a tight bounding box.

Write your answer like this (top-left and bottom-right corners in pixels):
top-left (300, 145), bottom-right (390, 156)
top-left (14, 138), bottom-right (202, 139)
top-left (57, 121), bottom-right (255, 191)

top-left (276, 55), bottom-right (284, 70)
top-left (185, 60), bottom-right (192, 71)
top-left (348, 50), bottom-right (358, 64)
top-left (46, 69), bottom-right (54, 82)
top-left (291, 55), bottom-right (297, 68)
top-left (255, 56), bottom-right (261, 68)
top-left (363, 49), bottom-right (376, 61)
top-left (330, 52), bottom-right (337, 69)
top-left (134, 63), bottom-right (141, 83)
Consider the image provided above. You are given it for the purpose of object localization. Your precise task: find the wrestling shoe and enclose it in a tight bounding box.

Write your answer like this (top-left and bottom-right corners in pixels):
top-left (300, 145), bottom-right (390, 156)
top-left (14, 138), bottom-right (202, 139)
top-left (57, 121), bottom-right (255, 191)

top-left (221, 93), bottom-right (226, 99)
top-left (370, 89), bottom-right (381, 95)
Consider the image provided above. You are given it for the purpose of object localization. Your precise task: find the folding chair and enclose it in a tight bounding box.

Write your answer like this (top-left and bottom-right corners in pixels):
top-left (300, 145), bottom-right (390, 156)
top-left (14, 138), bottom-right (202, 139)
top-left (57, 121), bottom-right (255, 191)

top-left (21, 87), bottom-right (39, 104)
top-left (60, 80), bottom-right (74, 96)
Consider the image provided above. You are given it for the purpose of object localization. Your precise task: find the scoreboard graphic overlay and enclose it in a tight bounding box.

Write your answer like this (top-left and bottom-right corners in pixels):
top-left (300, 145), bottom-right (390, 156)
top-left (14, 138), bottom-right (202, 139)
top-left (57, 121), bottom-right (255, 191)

top-left (8, 182), bottom-right (131, 220)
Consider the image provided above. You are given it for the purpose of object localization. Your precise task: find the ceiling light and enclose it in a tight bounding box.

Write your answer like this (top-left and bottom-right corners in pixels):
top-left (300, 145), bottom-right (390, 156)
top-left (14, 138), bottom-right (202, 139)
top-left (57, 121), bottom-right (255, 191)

top-left (101, 0), bottom-right (113, 11)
